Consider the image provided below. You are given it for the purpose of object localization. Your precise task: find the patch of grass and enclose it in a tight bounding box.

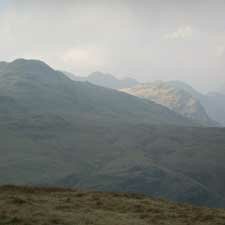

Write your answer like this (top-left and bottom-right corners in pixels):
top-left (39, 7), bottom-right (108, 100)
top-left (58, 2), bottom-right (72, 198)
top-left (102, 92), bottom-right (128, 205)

top-left (0, 186), bottom-right (224, 225)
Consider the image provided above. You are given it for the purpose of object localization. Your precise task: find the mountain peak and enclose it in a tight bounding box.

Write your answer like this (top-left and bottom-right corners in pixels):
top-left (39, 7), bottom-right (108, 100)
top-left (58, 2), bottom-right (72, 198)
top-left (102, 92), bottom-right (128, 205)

top-left (0, 58), bottom-right (67, 86)
top-left (7, 58), bottom-right (53, 73)
top-left (122, 81), bottom-right (215, 126)
top-left (0, 61), bottom-right (8, 71)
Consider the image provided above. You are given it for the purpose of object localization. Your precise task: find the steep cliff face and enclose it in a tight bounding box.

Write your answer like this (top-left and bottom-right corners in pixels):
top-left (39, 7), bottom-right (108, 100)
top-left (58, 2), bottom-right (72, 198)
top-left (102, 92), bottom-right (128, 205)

top-left (122, 81), bottom-right (215, 126)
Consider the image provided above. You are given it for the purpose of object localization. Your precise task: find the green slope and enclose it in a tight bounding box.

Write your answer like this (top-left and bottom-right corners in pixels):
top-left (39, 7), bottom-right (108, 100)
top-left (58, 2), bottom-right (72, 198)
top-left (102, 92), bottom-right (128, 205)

top-left (0, 59), bottom-right (225, 208)
top-left (0, 186), bottom-right (225, 225)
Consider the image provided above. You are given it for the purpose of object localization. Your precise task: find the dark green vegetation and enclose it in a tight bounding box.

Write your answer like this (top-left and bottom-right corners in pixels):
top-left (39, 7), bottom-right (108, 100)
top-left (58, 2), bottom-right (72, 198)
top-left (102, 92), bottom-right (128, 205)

top-left (0, 186), bottom-right (225, 225)
top-left (1, 59), bottom-right (225, 208)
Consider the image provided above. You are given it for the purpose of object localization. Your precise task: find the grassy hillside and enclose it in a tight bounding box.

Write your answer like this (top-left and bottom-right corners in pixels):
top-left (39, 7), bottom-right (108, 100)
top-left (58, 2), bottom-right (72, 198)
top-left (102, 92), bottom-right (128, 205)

top-left (1, 59), bottom-right (225, 208)
top-left (0, 186), bottom-right (225, 225)
top-left (0, 59), bottom-right (194, 126)
top-left (1, 119), bottom-right (225, 207)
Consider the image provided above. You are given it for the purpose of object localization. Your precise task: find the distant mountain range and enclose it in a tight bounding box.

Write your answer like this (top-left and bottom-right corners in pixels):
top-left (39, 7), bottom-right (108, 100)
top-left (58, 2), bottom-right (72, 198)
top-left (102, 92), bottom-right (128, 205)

top-left (121, 81), bottom-right (216, 126)
top-left (62, 71), bottom-right (139, 89)
top-left (1, 59), bottom-right (225, 208)
top-left (165, 81), bottom-right (225, 126)
top-left (0, 62), bottom-right (7, 71)
top-left (63, 71), bottom-right (225, 126)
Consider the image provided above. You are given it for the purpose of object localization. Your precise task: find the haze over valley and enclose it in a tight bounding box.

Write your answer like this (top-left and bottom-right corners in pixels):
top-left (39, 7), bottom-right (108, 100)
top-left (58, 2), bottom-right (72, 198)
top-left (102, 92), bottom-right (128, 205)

top-left (1, 1), bottom-right (225, 224)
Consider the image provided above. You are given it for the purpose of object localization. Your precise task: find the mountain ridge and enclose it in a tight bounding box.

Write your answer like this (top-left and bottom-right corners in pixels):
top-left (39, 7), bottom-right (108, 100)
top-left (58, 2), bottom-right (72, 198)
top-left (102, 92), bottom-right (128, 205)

top-left (166, 81), bottom-right (225, 126)
top-left (121, 81), bottom-right (216, 126)
top-left (62, 70), bottom-right (225, 126)
top-left (62, 70), bottom-right (139, 89)
top-left (1, 59), bottom-right (225, 208)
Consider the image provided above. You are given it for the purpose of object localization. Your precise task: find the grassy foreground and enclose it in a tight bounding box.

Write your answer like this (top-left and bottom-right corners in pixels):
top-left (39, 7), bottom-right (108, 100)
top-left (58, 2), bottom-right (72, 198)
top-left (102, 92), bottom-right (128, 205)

top-left (0, 186), bottom-right (224, 225)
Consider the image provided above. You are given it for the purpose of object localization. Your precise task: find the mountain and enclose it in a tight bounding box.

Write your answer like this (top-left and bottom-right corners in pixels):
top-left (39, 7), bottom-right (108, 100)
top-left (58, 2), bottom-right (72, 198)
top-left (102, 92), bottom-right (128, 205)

top-left (167, 81), bottom-right (225, 126)
top-left (1, 186), bottom-right (225, 225)
top-left (0, 61), bottom-right (7, 71)
top-left (0, 59), bottom-right (193, 126)
top-left (64, 71), bottom-right (225, 125)
top-left (87, 71), bottom-right (139, 89)
top-left (62, 70), bottom-right (139, 89)
top-left (60, 70), bottom-right (85, 82)
top-left (1, 59), bottom-right (225, 208)
top-left (121, 81), bottom-right (215, 126)
top-left (168, 80), bottom-right (202, 98)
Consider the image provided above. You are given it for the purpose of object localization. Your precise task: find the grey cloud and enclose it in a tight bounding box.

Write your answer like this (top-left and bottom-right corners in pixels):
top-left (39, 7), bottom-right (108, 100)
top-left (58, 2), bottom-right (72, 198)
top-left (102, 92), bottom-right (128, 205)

top-left (1, 0), bottom-right (225, 92)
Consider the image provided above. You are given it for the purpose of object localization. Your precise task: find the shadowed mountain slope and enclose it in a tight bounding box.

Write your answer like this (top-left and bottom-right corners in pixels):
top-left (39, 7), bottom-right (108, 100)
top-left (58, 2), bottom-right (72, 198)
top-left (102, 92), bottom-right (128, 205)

top-left (1, 59), bottom-right (225, 208)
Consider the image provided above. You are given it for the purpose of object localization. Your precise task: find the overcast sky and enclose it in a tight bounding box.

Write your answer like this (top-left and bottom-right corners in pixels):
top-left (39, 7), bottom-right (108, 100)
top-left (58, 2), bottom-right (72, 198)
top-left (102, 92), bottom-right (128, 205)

top-left (1, 0), bottom-right (225, 92)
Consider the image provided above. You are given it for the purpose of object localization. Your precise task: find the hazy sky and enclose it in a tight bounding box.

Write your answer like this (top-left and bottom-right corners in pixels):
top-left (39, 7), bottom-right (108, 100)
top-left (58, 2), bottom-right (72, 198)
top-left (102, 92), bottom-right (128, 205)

top-left (1, 0), bottom-right (225, 92)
